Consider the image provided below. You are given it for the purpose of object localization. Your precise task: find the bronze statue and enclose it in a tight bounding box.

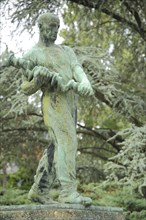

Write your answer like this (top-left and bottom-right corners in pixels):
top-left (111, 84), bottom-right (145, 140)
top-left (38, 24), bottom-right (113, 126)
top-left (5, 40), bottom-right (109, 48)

top-left (1, 12), bottom-right (94, 206)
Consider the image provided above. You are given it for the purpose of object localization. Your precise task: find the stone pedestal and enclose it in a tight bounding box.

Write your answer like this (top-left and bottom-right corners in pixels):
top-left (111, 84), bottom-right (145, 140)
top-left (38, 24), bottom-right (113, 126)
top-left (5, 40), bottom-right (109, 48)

top-left (0, 204), bottom-right (124, 220)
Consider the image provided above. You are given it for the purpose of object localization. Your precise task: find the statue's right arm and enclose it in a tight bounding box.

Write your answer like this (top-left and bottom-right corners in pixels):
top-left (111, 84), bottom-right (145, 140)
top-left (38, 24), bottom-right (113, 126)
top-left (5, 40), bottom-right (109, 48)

top-left (21, 49), bottom-right (41, 95)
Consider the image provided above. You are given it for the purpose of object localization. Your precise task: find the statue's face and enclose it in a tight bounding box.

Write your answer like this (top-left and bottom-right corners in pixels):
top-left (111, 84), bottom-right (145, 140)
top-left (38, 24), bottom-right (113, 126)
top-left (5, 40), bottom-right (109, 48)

top-left (40, 22), bottom-right (59, 43)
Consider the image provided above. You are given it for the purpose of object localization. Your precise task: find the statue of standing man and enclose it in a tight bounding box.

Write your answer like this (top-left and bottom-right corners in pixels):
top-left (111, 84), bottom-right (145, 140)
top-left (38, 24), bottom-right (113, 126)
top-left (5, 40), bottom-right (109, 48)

top-left (6, 12), bottom-right (94, 205)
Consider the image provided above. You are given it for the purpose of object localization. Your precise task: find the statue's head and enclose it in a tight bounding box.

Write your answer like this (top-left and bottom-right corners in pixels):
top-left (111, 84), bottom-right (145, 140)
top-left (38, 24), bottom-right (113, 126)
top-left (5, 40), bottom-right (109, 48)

top-left (37, 13), bottom-right (60, 44)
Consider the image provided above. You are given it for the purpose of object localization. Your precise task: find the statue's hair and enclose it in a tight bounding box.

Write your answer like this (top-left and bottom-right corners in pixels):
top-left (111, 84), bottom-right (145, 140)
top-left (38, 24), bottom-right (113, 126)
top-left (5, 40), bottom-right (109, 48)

top-left (37, 12), bottom-right (60, 27)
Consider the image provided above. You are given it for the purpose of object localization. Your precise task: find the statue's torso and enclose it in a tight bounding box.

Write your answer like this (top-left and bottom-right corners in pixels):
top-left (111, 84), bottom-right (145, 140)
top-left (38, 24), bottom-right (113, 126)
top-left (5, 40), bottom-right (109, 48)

top-left (30, 44), bottom-right (73, 83)
top-left (24, 44), bottom-right (78, 120)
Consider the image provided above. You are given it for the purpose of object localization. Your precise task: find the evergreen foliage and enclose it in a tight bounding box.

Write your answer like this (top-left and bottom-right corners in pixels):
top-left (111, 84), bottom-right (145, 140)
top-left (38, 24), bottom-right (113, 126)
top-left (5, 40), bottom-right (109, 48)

top-left (105, 125), bottom-right (146, 195)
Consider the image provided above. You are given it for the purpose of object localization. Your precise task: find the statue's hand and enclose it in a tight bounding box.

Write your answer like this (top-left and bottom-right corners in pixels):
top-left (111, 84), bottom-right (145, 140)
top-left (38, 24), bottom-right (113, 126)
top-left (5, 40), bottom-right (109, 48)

top-left (32, 66), bottom-right (51, 78)
top-left (77, 81), bottom-right (94, 96)
top-left (62, 79), bottom-right (94, 96)
top-left (31, 66), bottom-right (62, 87)
top-left (63, 80), bottom-right (79, 92)
top-left (51, 73), bottom-right (62, 87)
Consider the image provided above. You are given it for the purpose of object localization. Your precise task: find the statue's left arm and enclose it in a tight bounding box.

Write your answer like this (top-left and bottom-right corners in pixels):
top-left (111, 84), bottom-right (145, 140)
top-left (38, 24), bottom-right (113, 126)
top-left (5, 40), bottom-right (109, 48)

top-left (73, 65), bottom-right (94, 96)
top-left (65, 46), bottom-right (94, 96)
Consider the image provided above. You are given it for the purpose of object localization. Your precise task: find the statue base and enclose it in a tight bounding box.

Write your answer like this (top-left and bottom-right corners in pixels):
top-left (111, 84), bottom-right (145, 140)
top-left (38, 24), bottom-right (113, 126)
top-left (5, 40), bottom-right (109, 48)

top-left (0, 204), bottom-right (124, 220)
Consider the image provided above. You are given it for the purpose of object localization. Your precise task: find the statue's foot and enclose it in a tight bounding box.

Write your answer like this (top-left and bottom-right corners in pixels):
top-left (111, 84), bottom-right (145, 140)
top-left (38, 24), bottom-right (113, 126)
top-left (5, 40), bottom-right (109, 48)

top-left (28, 188), bottom-right (58, 204)
top-left (58, 192), bottom-right (92, 206)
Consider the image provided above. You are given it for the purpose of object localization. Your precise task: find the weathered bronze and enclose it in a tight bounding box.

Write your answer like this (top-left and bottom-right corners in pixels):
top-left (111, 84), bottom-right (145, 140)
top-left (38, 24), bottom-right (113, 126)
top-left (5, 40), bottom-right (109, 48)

top-left (1, 12), bottom-right (94, 206)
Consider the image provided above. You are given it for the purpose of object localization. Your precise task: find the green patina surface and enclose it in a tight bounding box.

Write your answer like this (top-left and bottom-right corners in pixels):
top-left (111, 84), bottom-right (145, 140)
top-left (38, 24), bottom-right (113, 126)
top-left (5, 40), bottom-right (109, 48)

top-left (1, 12), bottom-right (94, 205)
